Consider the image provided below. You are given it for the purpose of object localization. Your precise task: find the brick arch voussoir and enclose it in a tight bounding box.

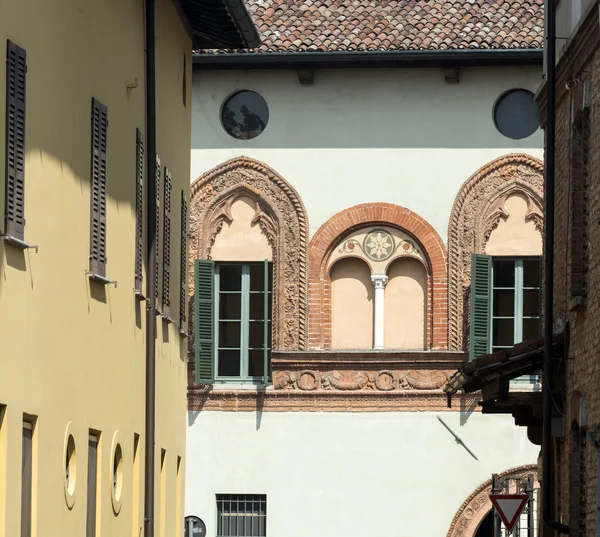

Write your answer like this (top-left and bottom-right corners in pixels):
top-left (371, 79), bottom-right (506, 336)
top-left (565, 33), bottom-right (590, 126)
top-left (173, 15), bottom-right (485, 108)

top-left (446, 464), bottom-right (538, 537)
top-left (447, 153), bottom-right (544, 351)
top-left (189, 156), bottom-right (309, 352)
top-left (308, 202), bottom-right (448, 350)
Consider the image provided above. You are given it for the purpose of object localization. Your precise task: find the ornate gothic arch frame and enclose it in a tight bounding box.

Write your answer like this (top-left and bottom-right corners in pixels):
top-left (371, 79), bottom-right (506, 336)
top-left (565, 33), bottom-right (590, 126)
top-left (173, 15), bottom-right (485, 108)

top-left (189, 157), bottom-right (309, 351)
top-left (446, 465), bottom-right (538, 537)
top-left (447, 154), bottom-right (544, 351)
top-left (308, 202), bottom-right (448, 350)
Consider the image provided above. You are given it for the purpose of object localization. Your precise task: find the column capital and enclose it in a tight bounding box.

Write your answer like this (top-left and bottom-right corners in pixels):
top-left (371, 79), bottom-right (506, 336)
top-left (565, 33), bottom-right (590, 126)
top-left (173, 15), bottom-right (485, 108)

top-left (371, 274), bottom-right (388, 289)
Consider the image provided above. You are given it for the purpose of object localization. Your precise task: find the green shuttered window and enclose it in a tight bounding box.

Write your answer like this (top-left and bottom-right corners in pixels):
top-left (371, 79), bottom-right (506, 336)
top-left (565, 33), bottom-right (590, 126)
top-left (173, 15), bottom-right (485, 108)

top-left (194, 260), bottom-right (272, 384)
top-left (4, 40), bottom-right (27, 241)
top-left (469, 255), bottom-right (542, 361)
top-left (89, 98), bottom-right (108, 277)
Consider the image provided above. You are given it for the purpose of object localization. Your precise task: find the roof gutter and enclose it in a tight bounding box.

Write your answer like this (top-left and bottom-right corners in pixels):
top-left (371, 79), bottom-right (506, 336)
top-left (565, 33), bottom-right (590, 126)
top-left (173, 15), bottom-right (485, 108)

top-left (193, 48), bottom-right (543, 70)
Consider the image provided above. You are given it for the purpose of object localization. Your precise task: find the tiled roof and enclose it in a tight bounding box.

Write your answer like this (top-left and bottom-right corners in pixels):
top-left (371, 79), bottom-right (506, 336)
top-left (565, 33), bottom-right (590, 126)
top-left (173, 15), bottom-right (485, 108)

top-left (200, 0), bottom-right (544, 54)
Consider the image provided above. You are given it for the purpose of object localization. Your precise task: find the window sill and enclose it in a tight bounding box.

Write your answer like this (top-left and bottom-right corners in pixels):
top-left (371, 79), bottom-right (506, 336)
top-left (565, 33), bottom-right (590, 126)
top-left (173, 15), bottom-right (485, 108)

top-left (87, 272), bottom-right (117, 287)
top-left (212, 381), bottom-right (272, 390)
top-left (1, 234), bottom-right (38, 252)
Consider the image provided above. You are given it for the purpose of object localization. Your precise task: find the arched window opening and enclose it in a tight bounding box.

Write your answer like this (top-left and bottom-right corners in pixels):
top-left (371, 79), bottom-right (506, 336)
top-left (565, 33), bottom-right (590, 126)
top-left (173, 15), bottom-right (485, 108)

top-left (474, 510), bottom-right (494, 537)
top-left (385, 257), bottom-right (427, 349)
top-left (331, 258), bottom-right (373, 349)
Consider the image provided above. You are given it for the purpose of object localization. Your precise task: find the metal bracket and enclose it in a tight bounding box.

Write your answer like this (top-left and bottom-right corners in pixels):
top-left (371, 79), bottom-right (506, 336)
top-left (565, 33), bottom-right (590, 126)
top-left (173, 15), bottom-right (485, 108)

top-left (1, 234), bottom-right (38, 252)
top-left (161, 314), bottom-right (174, 325)
top-left (134, 289), bottom-right (147, 301)
top-left (179, 329), bottom-right (188, 338)
top-left (437, 416), bottom-right (479, 460)
top-left (86, 272), bottom-right (118, 287)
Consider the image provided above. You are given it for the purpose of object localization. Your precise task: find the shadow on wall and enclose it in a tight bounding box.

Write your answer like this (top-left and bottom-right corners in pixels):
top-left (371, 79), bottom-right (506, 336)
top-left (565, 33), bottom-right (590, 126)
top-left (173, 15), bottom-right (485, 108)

top-left (191, 68), bottom-right (543, 150)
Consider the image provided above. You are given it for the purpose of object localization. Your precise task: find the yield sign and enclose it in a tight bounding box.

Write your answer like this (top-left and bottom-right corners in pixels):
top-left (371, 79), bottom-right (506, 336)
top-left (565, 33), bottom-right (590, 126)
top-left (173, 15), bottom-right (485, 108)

top-left (490, 494), bottom-right (529, 532)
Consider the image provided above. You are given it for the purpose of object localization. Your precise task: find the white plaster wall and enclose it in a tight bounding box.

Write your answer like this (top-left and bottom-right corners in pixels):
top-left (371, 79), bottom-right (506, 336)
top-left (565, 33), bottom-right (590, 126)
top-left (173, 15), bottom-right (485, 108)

top-left (191, 66), bottom-right (543, 243)
top-left (185, 411), bottom-right (538, 537)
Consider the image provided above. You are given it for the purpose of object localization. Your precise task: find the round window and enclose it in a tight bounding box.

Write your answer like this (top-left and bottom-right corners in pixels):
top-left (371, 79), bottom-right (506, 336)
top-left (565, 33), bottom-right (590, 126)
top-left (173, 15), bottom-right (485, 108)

top-left (65, 434), bottom-right (76, 496)
top-left (113, 443), bottom-right (123, 502)
top-left (221, 90), bottom-right (269, 140)
top-left (493, 89), bottom-right (540, 140)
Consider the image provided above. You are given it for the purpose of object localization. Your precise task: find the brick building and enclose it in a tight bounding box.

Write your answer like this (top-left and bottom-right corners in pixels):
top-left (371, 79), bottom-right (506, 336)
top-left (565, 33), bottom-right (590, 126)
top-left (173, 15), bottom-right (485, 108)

top-left (445, 2), bottom-right (600, 537)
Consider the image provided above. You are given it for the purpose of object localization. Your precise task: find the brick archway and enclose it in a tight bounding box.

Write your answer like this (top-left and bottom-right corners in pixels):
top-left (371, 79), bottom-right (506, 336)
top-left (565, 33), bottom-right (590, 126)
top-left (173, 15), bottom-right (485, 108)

top-left (446, 465), bottom-right (538, 537)
top-left (308, 203), bottom-right (448, 350)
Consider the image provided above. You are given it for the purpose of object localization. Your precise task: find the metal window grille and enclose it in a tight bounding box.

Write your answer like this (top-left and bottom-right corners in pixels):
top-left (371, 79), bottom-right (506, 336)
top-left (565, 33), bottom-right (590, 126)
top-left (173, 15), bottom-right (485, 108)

top-left (216, 494), bottom-right (266, 537)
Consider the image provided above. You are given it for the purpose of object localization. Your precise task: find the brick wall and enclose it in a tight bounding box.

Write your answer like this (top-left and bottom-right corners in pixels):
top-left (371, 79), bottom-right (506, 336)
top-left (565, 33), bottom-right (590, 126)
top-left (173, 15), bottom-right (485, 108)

top-left (553, 40), bottom-right (600, 537)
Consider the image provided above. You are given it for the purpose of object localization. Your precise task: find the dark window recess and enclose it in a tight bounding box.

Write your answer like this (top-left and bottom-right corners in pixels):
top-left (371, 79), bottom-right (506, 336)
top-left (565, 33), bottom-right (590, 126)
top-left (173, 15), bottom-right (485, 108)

top-left (155, 155), bottom-right (161, 308)
top-left (86, 435), bottom-right (99, 537)
top-left (21, 423), bottom-right (33, 537)
top-left (4, 40), bottom-right (27, 242)
top-left (89, 98), bottom-right (108, 278)
top-left (493, 89), bottom-right (540, 140)
top-left (134, 129), bottom-right (144, 293)
top-left (179, 191), bottom-right (188, 331)
top-left (569, 423), bottom-right (587, 537)
top-left (162, 167), bottom-right (172, 317)
top-left (221, 90), bottom-right (269, 140)
top-left (569, 82), bottom-right (590, 305)
top-left (216, 494), bottom-right (267, 537)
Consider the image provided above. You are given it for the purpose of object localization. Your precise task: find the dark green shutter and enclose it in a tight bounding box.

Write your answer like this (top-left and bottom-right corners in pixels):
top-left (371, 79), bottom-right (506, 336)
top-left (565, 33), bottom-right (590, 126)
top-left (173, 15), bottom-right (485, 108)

top-left (155, 155), bottom-right (161, 307)
top-left (4, 40), bottom-right (27, 241)
top-left (194, 259), bottom-right (215, 384)
top-left (179, 191), bottom-right (188, 329)
top-left (469, 254), bottom-right (492, 360)
top-left (89, 98), bottom-right (108, 277)
top-left (162, 167), bottom-right (172, 316)
top-left (134, 129), bottom-right (144, 292)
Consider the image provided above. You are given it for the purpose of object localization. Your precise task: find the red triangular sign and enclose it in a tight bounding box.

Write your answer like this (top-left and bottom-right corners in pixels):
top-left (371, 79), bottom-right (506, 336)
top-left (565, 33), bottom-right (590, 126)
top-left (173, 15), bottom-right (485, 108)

top-left (490, 494), bottom-right (529, 532)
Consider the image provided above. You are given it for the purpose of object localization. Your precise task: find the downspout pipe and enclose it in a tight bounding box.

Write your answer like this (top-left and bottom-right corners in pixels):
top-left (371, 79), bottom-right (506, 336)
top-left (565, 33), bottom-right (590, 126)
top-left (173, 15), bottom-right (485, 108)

top-left (144, 0), bottom-right (157, 536)
top-left (542, 0), bottom-right (569, 533)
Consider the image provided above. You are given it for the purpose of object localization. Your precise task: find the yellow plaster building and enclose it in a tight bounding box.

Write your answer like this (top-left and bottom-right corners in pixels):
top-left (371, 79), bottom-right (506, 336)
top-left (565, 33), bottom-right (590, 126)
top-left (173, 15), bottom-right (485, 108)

top-left (0, 1), bottom-right (257, 536)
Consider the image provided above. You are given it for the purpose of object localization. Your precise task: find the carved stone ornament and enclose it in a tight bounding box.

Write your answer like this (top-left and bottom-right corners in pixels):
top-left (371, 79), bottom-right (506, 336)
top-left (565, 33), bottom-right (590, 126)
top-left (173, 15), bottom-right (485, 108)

top-left (189, 157), bottom-right (309, 351)
top-left (271, 369), bottom-right (453, 392)
top-left (446, 465), bottom-right (538, 537)
top-left (447, 154), bottom-right (544, 350)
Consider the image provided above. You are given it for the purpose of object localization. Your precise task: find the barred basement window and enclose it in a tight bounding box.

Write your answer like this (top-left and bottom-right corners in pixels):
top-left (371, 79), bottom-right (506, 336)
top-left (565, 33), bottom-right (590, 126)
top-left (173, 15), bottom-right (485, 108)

top-left (155, 156), bottom-right (161, 307)
top-left (216, 494), bottom-right (266, 537)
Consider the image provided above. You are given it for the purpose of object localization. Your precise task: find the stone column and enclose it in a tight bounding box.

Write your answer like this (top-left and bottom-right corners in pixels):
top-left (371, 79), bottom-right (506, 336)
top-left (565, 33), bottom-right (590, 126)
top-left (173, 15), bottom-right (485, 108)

top-left (371, 275), bottom-right (388, 350)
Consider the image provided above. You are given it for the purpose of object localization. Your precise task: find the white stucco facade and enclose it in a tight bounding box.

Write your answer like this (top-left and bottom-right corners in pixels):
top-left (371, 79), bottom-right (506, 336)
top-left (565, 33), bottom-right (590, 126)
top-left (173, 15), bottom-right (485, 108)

top-left (191, 66), bottom-right (543, 242)
top-left (185, 411), bottom-right (538, 537)
top-left (187, 63), bottom-right (544, 537)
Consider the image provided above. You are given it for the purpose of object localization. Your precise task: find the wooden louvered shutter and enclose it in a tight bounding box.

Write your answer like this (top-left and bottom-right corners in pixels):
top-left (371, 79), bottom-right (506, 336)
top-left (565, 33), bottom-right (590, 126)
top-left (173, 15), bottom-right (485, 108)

top-left (162, 168), bottom-right (172, 316)
top-left (155, 155), bottom-right (161, 306)
top-left (194, 259), bottom-right (215, 384)
top-left (179, 191), bottom-right (188, 330)
top-left (134, 129), bottom-right (144, 293)
top-left (469, 254), bottom-right (492, 361)
top-left (89, 98), bottom-right (108, 277)
top-left (4, 40), bottom-right (27, 241)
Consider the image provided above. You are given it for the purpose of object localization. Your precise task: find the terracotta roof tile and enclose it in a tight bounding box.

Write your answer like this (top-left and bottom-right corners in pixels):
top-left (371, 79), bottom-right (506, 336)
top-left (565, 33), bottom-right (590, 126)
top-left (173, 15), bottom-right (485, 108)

top-left (203, 0), bottom-right (543, 54)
